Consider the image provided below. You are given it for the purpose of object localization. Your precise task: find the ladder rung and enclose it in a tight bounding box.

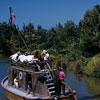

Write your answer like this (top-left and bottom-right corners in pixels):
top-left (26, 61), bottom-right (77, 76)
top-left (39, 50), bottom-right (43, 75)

top-left (49, 91), bottom-right (55, 94)
top-left (48, 87), bottom-right (55, 89)
top-left (46, 72), bottom-right (49, 74)
top-left (46, 79), bottom-right (52, 82)
top-left (47, 83), bottom-right (54, 85)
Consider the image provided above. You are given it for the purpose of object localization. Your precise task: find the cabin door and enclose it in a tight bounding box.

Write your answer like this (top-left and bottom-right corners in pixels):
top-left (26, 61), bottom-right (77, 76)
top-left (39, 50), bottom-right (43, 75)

top-left (26, 73), bottom-right (32, 90)
top-left (12, 69), bottom-right (17, 85)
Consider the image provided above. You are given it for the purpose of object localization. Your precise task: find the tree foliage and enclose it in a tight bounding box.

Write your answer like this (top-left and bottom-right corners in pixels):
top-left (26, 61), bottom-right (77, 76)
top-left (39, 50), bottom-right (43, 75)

top-left (79, 5), bottom-right (100, 57)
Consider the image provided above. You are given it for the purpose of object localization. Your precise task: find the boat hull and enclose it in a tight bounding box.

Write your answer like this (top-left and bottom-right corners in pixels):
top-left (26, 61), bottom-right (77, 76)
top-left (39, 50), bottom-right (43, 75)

top-left (1, 76), bottom-right (75, 100)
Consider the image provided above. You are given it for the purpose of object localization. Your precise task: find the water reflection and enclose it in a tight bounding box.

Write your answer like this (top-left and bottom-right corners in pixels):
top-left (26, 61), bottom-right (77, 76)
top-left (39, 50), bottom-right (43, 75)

top-left (75, 74), bottom-right (85, 82)
top-left (66, 72), bottom-right (90, 100)
top-left (75, 74), bottom-right (100, 100)
top-left (86, 77), bottom-right (100, 98)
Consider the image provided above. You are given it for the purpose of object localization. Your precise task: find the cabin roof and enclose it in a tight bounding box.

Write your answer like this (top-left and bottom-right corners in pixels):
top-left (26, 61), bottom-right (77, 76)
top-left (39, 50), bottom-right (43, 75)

top-left (11, 65), bottom-right (53, 74)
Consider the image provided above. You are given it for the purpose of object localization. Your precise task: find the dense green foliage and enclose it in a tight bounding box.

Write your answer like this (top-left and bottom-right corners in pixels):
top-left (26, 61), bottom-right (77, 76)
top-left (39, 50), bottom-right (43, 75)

top-left (0, 5), bottom-right (100, 77)
top-left (79, 5), bottom-right (100, 57)
top-left (85, 54), bottom-right (100, 77)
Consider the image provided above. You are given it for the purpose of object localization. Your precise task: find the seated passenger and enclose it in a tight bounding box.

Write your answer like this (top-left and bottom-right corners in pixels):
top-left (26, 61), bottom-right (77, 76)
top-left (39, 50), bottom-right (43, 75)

top-left (20, 52), bottom-right (33, 63)
top-left (17, 53), bottom-right (24, 61)
top-left (19, 53), bottom-right (28, 63)
top-left (26, 55), bottom-right (34, 62)
top-left (27, 54), bottom-right (39, 67)
top-left (13, 76), bottom-right (18, 88)
top-left (10, 51), bottom-right (21, 62)
top-left (25, 81), bottom-right (33, 96)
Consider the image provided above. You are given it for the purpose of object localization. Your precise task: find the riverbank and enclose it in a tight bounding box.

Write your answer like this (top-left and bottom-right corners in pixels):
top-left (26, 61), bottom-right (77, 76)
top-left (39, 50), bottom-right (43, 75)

top-left (0, 56), bottom-right (9, 59)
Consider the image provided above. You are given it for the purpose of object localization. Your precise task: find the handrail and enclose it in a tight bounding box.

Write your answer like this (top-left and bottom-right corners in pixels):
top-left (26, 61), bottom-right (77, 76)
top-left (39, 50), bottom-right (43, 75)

top-left (61, 81), bottom-right (77, 100)
top-left (46, 62), bottom-right (55, 79)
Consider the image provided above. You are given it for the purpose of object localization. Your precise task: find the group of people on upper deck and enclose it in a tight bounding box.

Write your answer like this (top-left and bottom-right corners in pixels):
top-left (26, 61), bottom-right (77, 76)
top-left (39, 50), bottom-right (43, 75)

top-left (10, 49), bottom-right (50, 69)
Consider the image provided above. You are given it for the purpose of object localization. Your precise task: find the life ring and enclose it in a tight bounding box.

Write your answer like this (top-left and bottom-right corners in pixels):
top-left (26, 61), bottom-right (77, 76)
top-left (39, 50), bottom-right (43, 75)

top-left (19, 72), bottom-right (23, 80)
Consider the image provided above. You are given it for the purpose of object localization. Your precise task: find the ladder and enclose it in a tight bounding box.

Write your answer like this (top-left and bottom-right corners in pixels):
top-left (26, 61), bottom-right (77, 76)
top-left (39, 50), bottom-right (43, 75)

top-left (44, 71), bottom-right (56, 96)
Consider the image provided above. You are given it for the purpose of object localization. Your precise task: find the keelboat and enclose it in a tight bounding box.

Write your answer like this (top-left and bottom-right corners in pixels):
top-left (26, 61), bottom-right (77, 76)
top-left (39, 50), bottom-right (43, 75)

top-left (1, 54), bottom-right (77, 100)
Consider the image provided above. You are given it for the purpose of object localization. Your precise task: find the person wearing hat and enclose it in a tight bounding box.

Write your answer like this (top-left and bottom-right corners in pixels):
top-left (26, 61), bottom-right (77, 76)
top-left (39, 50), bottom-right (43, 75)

top-left (55, 67), bottom-right (66, 96)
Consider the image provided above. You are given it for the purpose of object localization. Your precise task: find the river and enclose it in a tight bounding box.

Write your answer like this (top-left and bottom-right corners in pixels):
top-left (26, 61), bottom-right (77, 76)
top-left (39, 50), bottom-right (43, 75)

top-left (0, 58), bottom-right (100, 100)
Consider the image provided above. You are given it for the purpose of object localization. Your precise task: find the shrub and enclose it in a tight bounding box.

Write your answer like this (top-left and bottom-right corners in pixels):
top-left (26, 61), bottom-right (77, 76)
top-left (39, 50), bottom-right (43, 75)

top-left (85, 54), bottom-right (100, 77)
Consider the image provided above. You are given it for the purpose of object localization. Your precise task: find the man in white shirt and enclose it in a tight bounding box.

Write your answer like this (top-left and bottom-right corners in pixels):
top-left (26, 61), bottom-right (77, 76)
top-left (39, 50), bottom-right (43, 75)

top-left (44, 53), bottom-right (49, 61)
top-left (40, 50), bottom-right (51, 69)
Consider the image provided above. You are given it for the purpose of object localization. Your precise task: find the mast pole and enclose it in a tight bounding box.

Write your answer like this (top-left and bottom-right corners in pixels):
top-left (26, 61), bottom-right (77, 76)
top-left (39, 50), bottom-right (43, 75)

top-left (9, 7), bottom-right (15, 53)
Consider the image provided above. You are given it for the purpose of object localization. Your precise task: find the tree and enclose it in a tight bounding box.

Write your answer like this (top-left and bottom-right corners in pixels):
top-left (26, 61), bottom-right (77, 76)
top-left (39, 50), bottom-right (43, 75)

top-left (79, 5), bottom-right (100, 57)
top-left (0, 22), bottom-right (11, 55)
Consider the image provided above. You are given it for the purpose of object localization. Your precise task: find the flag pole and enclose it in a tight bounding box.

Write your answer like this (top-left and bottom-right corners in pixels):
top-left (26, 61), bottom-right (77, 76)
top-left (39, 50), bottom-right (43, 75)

top-left (9, 7), bottom-right (16, 53)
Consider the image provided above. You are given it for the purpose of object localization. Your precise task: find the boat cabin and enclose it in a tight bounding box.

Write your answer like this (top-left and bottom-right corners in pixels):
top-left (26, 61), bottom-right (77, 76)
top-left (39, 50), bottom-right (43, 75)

top-left (8, 58), bottom-right (56, 97)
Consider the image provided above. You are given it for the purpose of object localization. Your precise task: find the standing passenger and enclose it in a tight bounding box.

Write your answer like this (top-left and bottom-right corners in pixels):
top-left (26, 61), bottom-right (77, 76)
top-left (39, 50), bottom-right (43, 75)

top-left (40, 50), bottom-right (49, 61)
top-left (40, 50), bottom-right (50, 69)
top-left (56, 67), bottom-right (66, 96)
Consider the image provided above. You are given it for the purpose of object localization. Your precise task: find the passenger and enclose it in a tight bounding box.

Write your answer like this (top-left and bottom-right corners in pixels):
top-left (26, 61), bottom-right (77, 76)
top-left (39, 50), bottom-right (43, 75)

top-left (18, 53), bottom-right (25, 62)
top-left (55, 67), bottom-right (66, 96)
top-left (13, 76), bottom-right (18, 88)
top-left (25, 81), bottom-right (33, 96)
top-left (22, 52), bottom-right (34, 63)
top-left (26, 54), bottom-right (34, 62)
top-left (27, 54), bottom-right (39, 67)
top-left (10, 51), bottom-right (21, 62)
top-left (39, 50), bottom-right (50, 69)
top-left (19, 53), bottom-right (28, 63)
top-left (40, 50), bottom-right (49, 61)
top-left (27, 51), bottom-right (39, 64)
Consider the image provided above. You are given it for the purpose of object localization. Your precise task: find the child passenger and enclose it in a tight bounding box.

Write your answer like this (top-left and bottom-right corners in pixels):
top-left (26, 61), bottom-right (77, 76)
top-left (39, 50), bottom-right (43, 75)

top-left (25, 81), bottom-right (33, 96)
top-left (13, 76), bottom-right (18, 88)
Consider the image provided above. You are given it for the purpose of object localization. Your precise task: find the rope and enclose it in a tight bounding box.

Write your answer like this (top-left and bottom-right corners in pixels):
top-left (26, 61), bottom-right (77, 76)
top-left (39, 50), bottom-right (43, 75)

top-left (17, 29), bottom-right (29, 51)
